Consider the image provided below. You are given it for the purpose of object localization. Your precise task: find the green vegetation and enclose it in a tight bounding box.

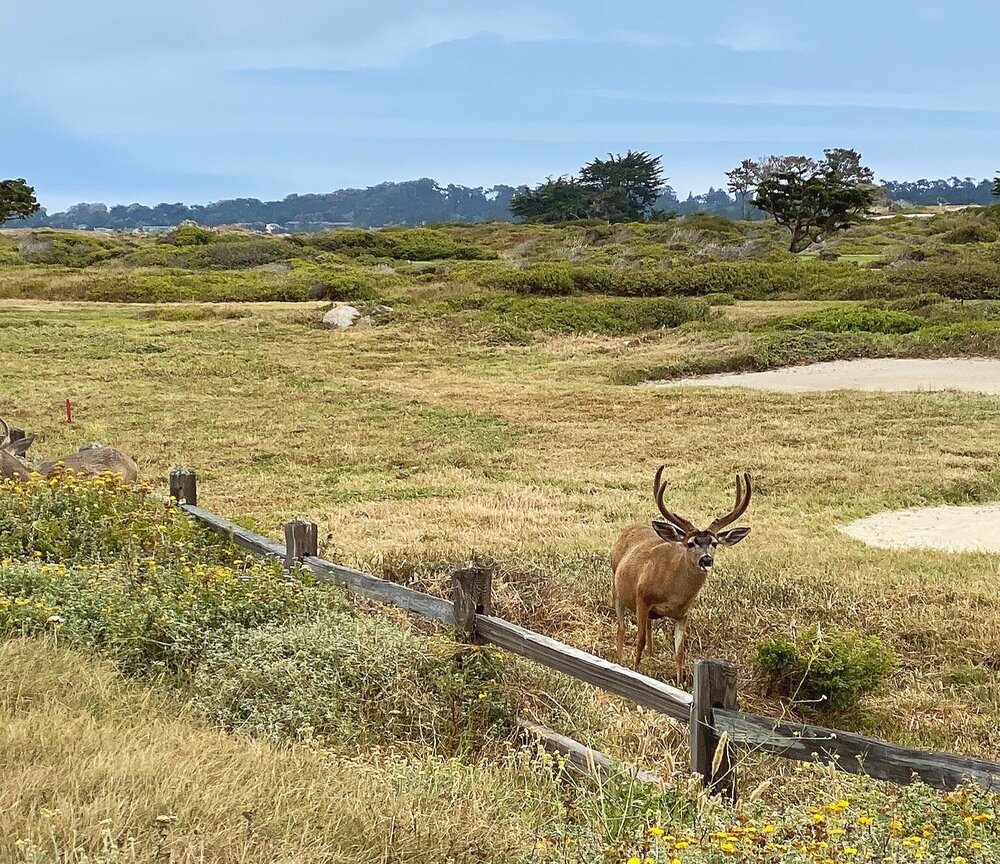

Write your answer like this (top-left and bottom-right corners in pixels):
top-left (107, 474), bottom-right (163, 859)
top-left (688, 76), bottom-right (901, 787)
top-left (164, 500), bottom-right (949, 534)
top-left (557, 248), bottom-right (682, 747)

top-left (2, 208), bottom-right (1000, 861)
top-left (754, 627), bottom-right (896, 712)
top-left (0, 177), bottom-right (40, 223)
top-left (511, 150), bottom-right (668, 223)
top-left (736, 150), bottom-right (879, 252)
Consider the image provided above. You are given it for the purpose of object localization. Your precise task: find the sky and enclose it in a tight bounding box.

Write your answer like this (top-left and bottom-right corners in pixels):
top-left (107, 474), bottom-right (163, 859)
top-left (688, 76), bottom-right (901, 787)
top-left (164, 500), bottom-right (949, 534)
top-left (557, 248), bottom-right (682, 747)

top-left (1, 0), bottom-right (998, 212)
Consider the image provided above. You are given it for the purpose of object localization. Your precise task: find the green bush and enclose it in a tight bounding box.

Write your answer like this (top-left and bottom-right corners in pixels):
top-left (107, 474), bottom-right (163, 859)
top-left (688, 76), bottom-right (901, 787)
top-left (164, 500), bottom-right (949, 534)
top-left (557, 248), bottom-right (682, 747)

top-left (886, 262), bottom-right (1000, 301)
top-left (180, 238), bottom-right (297, 269)
top-left (474, 261), bottom-right (883, 300)
top-left (675, 212), bottom-right (746, 241)
top-left (428, 293), bottom-right (707, 340)
top-left (166, 223), bottom-right (214, 246)
top-left (773, 306), bottom-right (926, 334)
top-left (306, 228), bottom-right (497, 261)
top-left (193, 618), bottom-right (513, 755)
top-left (941, 223), bottom-right (999, 244)
top-left (17, 231), bottom-right (126, 267)
top-left (0, 474), bottom-right (335, 677)
top-left (754, 626), bottom-right (895, 712)
top-left (704, 292), bottom-right (736, 306)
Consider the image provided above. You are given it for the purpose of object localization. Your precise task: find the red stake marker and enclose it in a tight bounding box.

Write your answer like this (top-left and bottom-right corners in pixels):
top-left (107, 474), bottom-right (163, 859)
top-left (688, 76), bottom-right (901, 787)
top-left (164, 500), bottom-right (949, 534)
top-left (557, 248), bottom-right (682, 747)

top-left (66, 399), bottom-right (72, 424)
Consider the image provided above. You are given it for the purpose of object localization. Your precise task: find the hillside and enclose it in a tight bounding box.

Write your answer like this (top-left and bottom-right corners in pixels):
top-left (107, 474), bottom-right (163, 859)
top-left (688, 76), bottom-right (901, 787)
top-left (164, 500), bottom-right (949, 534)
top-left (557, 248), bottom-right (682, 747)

top-left (1, 208), bottom-right (999, 861)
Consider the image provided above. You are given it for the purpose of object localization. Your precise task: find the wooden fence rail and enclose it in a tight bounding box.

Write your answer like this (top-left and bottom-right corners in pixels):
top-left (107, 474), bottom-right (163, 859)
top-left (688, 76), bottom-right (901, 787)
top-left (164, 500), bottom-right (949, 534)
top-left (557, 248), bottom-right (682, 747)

top-left (168, 469), bottom-right (1000, 799)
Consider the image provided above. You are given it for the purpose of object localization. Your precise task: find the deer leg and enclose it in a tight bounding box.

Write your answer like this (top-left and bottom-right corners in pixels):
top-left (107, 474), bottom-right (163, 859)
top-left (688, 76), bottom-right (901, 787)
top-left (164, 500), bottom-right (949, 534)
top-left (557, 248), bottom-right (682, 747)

top-left (673, 616), bottom-right (689, 684)
top-left (614, 595), bottom-right (627, 663)
top-left (635, 599), bottom-right (651, 667)
top-left (645, 611), bottom-right (656, 657)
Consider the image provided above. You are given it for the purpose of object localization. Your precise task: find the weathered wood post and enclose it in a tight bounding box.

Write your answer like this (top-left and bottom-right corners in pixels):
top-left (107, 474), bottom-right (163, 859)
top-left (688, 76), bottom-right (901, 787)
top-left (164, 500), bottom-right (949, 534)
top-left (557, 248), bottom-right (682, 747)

top-left (169, 468), bottom-right (197, 507)
top-left (284, 519), bottom-right (318, 570)
top-left (690, 659), bottom-right (739, 801)
top-left (450, 560), bottom-right (495, 644)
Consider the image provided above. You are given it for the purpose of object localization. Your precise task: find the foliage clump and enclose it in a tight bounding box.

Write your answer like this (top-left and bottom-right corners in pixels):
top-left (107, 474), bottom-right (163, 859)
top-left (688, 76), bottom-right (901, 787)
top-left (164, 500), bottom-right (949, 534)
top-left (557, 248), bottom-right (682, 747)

top-left (774, 305), bottom-right (927, 334)
top-left (754, 626), bottom-right (895, 712)
top-left (0, 474), bottom-right (515, 753)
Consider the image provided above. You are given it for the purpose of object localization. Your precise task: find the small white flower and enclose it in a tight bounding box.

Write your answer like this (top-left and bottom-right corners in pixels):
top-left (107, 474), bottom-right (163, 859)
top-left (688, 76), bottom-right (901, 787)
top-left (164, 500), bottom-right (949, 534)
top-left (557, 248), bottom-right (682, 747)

top-left (47, 614), bottom-right (66, 625)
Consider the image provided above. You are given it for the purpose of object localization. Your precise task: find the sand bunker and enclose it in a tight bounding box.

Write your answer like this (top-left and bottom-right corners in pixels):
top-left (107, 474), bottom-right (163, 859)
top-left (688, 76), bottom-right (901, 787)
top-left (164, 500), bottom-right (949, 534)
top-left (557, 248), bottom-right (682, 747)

top-left (840, 505), bottom-right (1000, 553)
top-left (646, 358), bottom-right (1000, 394)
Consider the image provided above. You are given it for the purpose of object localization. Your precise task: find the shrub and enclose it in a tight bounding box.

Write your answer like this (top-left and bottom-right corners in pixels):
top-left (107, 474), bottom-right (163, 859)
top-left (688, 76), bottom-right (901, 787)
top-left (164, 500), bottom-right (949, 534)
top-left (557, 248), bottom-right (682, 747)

top-left (941, 223), bottom-right (999, 244)
top-left (306, 228), bottom-right (497, 261)
top-left (482, 263), bottom-right (576, 295)
top-left (192, 619), bottom-right (513, 755)
top-left (17, 231), bottom-right (126, 267)
top-left (0, 474), bottom-right (336, 677)
top-left (180, 238), bottom-right (297, 269)
top-left (754, 626), bottom-right (895, 712)
top-left (704, 292), bottom-right (736, 306)
top-left (429, 293), bottom-right (707, 340)
top-left (166, 223), bottom-right (213, 246)
top-left (773, 306), bottom-right (927, 335)
top-left (886, 262), bottom-right (1000, 301)
top-left (474, 261), bottom-right (883, 300)
top-left (675, 212), bottom-right (746, 241)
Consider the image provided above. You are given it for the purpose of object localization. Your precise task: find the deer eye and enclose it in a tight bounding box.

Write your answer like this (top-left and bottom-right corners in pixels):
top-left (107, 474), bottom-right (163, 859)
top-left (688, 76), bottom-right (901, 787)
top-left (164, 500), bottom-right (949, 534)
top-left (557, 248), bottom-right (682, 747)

top-left (686, 540), bottom-right (696, 548)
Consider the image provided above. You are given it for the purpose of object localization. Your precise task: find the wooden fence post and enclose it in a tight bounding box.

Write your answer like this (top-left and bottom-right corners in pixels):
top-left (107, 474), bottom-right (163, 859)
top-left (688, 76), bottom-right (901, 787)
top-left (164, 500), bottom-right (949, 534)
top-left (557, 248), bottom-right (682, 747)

top-left (450, 561), bottom-right (495, 644)
top-left (284, 519), bottom-right (318, 570)
top-left (690, 659), bottom-right (739, 801)
top-left (169, 468), bottom-right (197, 507)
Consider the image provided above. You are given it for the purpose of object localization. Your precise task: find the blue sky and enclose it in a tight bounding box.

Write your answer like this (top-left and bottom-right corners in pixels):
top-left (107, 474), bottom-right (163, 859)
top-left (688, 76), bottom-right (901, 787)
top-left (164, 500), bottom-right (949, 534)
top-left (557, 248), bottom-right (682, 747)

top-left (2, 1), bottom-right (997, 211)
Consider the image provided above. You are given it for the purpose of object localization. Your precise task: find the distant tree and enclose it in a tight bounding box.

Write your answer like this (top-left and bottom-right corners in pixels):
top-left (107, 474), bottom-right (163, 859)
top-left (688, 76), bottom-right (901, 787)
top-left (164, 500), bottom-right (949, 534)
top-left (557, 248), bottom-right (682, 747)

top-left (822, 148), bottom-right (875, 185)
top-left (0, 178), bottom-right (41, 223)
top-left (578, 151), bottom-right (666, 221)
top-left (993, 173), bottom-right (1000, 197)
top-left (725, 159), bottom-right (758, 219)
top-left (750, 151), bottom-right (878, 252)
top-left (511, 151), bottom-right (667, 223)
top-left (509, 177), bottom-right (594, 222)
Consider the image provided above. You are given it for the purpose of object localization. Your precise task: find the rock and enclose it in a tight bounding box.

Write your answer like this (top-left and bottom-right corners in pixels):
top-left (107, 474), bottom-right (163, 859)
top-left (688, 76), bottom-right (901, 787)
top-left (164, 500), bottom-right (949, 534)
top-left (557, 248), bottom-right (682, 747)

top-left (371, 304), bottom-right (394, 317)
top-left (322, 305), bottom-right (362, 330)
top-left (353, 316), bottom-right (375, 330)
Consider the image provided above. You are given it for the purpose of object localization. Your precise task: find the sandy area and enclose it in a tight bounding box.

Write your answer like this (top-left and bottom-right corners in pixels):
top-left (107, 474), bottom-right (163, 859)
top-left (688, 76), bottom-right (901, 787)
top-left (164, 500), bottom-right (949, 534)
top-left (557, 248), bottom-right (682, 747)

top-left (839, 504), bottom-right (1000, 553)
top-left (645, 358), bottom-right (1000, 394)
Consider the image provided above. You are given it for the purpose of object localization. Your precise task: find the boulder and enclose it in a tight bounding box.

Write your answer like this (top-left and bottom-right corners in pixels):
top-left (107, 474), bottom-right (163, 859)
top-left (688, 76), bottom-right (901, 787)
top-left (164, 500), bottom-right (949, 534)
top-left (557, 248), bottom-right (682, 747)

top-left (322, 305), bottom-right (362, 330)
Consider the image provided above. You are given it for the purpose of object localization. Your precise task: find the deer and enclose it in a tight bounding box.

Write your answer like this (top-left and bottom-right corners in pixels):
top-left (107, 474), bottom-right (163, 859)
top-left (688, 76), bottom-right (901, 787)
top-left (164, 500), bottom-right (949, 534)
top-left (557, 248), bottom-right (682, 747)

top-left (0, 418), bottom-right (139, 483)
top-left (611, 466), bottom-right (752, 683)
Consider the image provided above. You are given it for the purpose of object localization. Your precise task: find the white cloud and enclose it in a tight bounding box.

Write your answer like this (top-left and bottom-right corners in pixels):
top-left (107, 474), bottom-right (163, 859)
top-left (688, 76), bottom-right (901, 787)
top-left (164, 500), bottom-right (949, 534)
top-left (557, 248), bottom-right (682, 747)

top-left (713, 24), bottom-right (801, 52)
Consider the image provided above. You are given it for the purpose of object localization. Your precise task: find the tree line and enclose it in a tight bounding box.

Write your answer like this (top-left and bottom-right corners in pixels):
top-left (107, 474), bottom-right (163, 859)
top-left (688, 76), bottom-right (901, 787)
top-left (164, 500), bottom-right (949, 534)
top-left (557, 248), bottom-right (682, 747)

top-left (3, 165), bottom-right (999, 240)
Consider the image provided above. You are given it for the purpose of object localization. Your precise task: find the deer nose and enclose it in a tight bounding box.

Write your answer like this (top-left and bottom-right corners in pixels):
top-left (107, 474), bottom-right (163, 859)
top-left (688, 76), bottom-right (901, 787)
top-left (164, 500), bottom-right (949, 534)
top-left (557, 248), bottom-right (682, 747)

top-left (698, 555), bottom-right (713, 570)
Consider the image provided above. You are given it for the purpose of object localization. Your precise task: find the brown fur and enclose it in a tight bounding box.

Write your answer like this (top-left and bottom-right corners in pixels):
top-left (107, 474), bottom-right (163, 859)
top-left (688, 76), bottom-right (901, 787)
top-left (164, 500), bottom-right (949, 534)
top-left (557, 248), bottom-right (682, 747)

top-left (611, 469), bottom-right (752, 683)
top-left (0, 418), bottom-right (138, 484)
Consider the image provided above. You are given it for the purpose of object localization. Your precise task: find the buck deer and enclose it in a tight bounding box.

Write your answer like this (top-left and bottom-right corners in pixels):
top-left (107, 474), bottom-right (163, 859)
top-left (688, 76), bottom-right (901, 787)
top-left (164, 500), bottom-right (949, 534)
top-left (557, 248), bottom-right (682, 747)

top-left (0, 418), bottom-right (139, 483)
top-left (611, 466), bottom-right (752, 682)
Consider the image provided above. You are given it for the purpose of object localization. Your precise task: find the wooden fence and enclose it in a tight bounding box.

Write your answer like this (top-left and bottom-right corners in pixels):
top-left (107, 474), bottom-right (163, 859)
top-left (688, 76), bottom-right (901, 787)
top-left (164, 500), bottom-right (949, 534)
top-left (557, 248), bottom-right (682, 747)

top-left (167, 469), bottom-right (1000, 799)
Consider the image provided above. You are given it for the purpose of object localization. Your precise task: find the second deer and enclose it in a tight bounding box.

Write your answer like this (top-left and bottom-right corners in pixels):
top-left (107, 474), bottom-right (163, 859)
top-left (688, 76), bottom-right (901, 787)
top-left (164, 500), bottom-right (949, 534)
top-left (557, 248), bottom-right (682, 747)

top-left (611, 466), bottom-right (752, 682)
top-left (0, 418), bottom-right (139, 483)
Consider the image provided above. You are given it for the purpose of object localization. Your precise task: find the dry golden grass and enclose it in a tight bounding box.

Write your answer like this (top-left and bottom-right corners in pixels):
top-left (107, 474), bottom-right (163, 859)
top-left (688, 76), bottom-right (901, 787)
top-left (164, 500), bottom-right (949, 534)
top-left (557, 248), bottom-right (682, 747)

top-left (0, 638), bottom-right (558, 863)
top-left (1, 298), bottom-right (998, 760)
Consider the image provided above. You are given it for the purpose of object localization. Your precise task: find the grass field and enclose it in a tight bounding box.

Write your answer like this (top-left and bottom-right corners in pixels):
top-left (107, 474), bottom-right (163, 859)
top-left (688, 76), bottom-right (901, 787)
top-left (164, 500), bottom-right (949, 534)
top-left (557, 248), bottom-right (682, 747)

top-left (1, 212), bottom-right (999, 862)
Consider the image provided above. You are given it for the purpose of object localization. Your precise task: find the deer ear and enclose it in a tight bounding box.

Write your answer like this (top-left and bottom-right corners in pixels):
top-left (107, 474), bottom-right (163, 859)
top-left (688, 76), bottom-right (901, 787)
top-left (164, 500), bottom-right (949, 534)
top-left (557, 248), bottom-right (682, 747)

top-left (651, 520), bottom-right (686, 543)
top-left (7, 434), bottom-right (34, 458)
top-left (717, 527), bottom-right (750, 546)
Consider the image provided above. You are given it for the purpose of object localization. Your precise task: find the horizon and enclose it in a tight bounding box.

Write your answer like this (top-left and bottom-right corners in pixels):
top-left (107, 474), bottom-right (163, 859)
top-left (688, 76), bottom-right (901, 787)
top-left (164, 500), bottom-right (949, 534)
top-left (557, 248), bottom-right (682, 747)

top-left (3, 1), bottom-right (999, 212)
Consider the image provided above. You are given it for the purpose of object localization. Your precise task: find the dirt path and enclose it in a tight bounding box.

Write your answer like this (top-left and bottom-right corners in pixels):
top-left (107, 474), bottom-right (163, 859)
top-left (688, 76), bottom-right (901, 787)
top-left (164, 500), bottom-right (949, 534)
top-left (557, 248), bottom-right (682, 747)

top-left (840, 504), bottom-right (1000, 553)
top-left (645, 358), bottom-right (1000, 395)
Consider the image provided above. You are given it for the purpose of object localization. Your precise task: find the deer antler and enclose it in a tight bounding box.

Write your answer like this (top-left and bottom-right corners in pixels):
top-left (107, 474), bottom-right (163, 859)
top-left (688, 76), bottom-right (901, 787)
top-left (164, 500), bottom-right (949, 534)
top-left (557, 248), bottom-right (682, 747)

top-left (0, 418), bottom-right (10, 450)
top-left (652, 464), bottom-right (697, 534)
top-left (707, 473), bottom-right (752, 533)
